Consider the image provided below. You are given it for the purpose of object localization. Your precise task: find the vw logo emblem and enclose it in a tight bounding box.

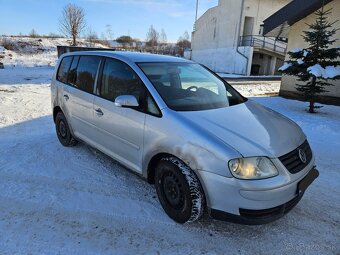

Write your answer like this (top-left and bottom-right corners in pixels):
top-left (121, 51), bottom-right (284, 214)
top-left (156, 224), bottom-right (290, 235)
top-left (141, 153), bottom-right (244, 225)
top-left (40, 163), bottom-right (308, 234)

top-left (298, 149), bottom-right (307, 163)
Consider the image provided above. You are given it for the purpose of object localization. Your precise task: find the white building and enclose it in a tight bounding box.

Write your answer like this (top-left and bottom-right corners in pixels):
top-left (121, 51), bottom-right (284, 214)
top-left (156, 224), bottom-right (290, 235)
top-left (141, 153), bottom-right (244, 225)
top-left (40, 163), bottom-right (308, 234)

top-left (191, 0), bottom-right (291, 76)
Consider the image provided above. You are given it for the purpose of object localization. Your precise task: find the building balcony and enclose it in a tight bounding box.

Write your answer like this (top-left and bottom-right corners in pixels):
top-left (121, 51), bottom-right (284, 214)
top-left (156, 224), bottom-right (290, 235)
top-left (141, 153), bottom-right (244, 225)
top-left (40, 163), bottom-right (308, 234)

top-left (239, 35), bottom-right (287, 56)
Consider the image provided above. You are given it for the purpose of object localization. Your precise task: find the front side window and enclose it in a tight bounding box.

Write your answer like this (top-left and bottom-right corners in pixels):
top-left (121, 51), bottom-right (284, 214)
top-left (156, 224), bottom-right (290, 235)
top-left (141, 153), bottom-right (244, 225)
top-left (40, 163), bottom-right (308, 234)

top-left (138, 62), bottom-right (246, 111)
top-left (75, 56), bottom-right (101, 94)
top-left (57, 56), bottom-right (72, 83)
top-left (99, 58), bottom-right (161, 116)
top-left (100, 58), bottom-right (145, 105)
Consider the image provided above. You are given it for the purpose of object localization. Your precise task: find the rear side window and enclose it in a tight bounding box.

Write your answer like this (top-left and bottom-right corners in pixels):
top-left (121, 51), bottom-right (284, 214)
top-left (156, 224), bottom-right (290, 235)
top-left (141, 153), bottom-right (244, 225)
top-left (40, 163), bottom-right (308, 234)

top-left (57, 57), bottom-right (72, 83)
top-left (75, 56), bottom-right (101, 94)
top-left (68, 56), bottom-right (80, 86)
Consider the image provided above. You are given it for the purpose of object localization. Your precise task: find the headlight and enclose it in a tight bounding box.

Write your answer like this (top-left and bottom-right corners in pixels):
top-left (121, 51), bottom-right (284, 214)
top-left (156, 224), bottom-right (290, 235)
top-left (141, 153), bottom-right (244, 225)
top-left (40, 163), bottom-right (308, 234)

top-left (228, 157), bottom-right (278, 180)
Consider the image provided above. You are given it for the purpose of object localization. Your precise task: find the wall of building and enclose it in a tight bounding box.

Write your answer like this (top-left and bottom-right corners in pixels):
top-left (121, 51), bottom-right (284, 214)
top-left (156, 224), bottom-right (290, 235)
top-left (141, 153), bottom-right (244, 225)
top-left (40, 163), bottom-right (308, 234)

top-left (192, 1), bottom-right (242, 51)
top-left (241, 0), bottom-right (291, 36)
top-left (192, 46), bottom-right (253, 74)
top-left (281, 0), bottom-right (340, 101)
top-left (191, 0), bottom-right (290, 75)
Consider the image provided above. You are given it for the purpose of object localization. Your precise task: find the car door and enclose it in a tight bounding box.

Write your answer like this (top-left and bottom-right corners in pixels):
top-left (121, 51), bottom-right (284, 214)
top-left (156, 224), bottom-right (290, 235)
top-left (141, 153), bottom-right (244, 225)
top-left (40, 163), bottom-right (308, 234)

top-left (62, 55), bottom-right (101, 144)
top-left (93, 57), bottom-right (146, 173)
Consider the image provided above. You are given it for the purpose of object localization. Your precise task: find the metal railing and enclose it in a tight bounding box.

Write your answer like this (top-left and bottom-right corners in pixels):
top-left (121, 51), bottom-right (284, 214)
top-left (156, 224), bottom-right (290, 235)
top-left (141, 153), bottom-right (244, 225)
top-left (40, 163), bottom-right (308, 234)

top-left (239, 35), bottom-right (287, 54)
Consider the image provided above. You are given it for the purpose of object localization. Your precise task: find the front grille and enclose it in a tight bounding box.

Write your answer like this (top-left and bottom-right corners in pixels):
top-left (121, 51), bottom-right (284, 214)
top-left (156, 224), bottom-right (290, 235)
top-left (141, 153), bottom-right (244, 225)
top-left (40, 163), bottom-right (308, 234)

top-left (279, 140), bottom-right (312, 174)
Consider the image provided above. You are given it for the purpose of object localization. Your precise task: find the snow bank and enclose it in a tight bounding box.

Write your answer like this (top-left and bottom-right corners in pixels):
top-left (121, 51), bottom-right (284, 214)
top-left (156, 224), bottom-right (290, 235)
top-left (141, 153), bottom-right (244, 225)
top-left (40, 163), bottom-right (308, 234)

top-left (0, 36), bottom-right (107, 68)
top-left (307, 64), bottom-right (340, 79)
top-left (234, 82), bottom-right (281, 97)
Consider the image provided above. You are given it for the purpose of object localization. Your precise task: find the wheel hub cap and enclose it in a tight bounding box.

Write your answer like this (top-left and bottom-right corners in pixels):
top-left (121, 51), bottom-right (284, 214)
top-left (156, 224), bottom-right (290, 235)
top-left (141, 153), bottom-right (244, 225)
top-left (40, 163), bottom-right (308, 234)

top-left (163, 173), bottom-right (184, 209)
top-left (59, 120), bottom-right (67, 138)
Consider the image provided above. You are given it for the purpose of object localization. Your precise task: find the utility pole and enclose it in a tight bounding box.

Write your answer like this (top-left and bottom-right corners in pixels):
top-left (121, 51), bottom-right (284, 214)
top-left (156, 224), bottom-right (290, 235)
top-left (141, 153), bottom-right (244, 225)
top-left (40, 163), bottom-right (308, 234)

top-left (194, 0), bottom-right (199, 31)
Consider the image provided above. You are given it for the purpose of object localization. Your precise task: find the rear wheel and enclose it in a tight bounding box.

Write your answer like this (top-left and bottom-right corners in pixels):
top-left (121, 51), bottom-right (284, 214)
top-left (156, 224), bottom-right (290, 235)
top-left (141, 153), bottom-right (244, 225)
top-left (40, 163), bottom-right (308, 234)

top-left (55, 111), bottom-right (77, 147)
top-left (155, 157), bottom-right (204, 223)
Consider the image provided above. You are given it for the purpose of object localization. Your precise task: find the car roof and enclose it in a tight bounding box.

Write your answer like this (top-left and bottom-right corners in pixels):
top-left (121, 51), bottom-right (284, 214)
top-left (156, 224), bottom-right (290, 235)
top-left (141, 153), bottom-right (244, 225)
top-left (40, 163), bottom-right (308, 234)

top-left (61, 51), bottom-right (193, 63)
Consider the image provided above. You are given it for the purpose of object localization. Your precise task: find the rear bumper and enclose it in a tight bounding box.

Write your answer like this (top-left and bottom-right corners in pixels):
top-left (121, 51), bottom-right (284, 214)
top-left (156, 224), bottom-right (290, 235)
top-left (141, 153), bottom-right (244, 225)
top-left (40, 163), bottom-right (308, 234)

top-left (204, 168), bottom-right (319, 225)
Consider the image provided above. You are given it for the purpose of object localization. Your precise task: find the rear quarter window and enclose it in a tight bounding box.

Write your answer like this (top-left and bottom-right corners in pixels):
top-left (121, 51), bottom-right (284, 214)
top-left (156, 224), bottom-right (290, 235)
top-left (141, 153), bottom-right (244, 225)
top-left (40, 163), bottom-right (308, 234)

top-left (57, 57), bottom-right (72, 83)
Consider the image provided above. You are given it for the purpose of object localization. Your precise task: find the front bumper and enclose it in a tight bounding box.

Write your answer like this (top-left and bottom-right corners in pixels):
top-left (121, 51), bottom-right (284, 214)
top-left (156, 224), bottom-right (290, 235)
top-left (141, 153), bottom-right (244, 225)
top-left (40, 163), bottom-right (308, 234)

top-left (199, 167), bottom-right (319, 225)
top-left (210, 192), bottom-right (303, 225)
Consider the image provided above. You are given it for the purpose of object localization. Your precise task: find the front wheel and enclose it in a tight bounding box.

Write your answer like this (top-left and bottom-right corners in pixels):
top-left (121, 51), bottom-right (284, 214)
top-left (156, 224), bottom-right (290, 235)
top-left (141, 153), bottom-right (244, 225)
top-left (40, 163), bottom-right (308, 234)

top-left (155, 157), bottom-right (205, 223)
top-left (55, 111), bottom-right (78, 147)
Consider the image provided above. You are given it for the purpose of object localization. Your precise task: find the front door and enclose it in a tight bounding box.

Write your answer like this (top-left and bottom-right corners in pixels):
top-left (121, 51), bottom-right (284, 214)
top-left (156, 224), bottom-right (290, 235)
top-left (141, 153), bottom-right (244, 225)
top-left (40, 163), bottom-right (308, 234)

top-left (93, 58), bottom-right (146, 173)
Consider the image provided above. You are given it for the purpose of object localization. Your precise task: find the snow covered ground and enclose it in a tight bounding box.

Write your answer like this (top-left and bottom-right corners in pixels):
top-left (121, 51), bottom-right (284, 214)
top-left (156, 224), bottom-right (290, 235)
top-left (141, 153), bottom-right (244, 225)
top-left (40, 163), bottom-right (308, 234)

top-left (0, 66), bottom-right (339, 254)
top-left (0, 36), bottom-right (106, 68)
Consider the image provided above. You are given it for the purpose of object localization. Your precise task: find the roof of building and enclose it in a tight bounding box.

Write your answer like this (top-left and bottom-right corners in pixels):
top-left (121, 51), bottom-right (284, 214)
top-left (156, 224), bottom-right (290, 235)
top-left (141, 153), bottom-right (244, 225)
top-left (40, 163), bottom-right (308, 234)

top-left (263, 0), bottom-right (333, 38)
top-left (62, 51), bottom-right (190, 63)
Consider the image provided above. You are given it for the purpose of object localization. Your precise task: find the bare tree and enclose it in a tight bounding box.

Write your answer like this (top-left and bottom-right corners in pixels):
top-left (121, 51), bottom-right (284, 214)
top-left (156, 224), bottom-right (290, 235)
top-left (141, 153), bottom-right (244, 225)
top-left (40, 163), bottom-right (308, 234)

top-left (86, 27), bottom-right (98, 47)
top-left (146, 25), bottom-right (159, 49)
top-left (59, 4), bottom-right (86, 46)
top-left (182, 31), bottom-right (190, 41)
top-left (176, 31), bottom-right (191, 56)
top-left (160, 29), bottom-right (167, 45)
top-left (105, 24), bottom-right (114, 41)
top-left (29, 29), bottom-right (39, 38)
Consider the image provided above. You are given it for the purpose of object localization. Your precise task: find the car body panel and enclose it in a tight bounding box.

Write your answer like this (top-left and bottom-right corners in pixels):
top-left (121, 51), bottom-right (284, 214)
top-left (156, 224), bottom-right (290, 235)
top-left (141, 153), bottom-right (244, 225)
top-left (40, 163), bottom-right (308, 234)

top-left (177, 100), bottom-right (306, 159)
top-left (62, 85), bottom-right (96, 143)
top-left (93, 96), bottom-right (146, 173)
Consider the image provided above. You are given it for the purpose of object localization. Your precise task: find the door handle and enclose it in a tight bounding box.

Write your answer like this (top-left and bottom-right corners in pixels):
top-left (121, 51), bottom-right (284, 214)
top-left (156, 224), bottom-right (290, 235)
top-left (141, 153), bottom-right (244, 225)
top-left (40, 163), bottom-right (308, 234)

top-left (95, 108), bottom-right (104, 116)
top-left (63, 94), bottom-right (69, 100)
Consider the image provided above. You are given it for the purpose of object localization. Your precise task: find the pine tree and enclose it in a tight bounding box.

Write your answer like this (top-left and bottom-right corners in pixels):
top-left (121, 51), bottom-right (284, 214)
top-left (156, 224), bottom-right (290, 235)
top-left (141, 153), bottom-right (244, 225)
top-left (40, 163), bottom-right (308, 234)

top-left (280, 7), bottom-right (340, 113)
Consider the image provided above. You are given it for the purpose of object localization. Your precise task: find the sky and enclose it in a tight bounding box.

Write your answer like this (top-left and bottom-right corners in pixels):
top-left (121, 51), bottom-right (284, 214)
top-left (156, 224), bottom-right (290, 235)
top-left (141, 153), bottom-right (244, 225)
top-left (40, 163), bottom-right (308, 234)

top-left (0, 0), bottom-right (218, 42)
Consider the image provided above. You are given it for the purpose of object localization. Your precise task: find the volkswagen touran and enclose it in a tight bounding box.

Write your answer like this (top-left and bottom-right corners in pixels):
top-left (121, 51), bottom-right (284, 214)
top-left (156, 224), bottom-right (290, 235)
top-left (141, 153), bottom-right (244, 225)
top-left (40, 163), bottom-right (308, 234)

top-left (51, 51), bottom-right (318, 224)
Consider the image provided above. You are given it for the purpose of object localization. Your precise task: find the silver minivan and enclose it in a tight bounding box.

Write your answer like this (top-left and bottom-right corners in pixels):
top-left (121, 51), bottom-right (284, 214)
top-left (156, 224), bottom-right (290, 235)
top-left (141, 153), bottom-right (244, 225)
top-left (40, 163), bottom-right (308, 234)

top-left (51, 51), bottom-right (318, 224)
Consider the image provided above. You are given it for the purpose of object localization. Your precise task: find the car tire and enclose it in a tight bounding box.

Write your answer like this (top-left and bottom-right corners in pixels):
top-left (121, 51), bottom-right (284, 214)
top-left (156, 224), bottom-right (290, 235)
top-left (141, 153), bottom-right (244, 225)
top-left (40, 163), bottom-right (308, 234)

top-left (55, 111), bottom-right (78, 147)
top-left (155, 156), bottom-right (205, 223)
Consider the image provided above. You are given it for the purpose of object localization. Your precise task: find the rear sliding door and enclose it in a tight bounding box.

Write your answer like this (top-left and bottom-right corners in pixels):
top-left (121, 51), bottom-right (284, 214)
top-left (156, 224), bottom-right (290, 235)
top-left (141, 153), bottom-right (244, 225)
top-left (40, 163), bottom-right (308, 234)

top-left (62, 55), bottom-right (101, 144)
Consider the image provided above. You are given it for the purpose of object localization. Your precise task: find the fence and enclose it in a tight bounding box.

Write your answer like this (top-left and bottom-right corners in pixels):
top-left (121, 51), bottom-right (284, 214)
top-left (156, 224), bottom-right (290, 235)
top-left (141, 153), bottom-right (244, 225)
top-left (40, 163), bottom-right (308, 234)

top-left (57, 46), bottom-right (115, 58)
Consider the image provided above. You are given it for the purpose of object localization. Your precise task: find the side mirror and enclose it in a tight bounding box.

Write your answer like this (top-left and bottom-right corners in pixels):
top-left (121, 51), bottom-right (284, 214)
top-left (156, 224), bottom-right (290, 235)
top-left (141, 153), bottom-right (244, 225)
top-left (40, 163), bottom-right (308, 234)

top-left (115, 95), bottom-right (139, 108)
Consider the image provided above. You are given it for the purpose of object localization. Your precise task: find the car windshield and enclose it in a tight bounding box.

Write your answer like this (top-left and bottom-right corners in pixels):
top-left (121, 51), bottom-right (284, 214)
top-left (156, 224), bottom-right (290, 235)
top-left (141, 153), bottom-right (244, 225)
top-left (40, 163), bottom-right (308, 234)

top-left (138, 62), bottom-right (246, 111)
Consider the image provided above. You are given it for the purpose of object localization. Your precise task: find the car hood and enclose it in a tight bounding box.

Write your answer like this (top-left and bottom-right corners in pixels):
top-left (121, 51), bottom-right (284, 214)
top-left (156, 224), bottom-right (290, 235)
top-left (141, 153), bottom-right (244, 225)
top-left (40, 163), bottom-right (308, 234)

top-left (177, 100), bottom-right (305, 158)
